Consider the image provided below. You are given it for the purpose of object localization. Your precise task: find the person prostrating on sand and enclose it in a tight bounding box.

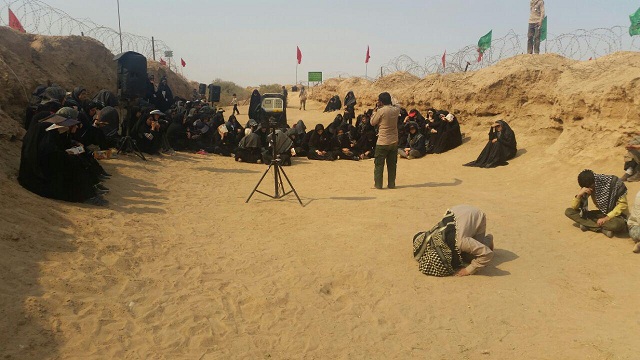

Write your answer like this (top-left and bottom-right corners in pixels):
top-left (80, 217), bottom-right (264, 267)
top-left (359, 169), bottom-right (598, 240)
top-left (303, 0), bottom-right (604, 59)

top-left (412, 205), bottom-right (494, 277)
top-left (370, 92), bottom-right (400, 189)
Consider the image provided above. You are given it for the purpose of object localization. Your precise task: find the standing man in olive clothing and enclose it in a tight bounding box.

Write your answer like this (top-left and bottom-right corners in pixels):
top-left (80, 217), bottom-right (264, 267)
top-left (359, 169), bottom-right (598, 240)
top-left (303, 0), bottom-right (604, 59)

top-left (370, 92), bottom-right (400, 189)
top-left (527, 0), bottom-right (545, 54)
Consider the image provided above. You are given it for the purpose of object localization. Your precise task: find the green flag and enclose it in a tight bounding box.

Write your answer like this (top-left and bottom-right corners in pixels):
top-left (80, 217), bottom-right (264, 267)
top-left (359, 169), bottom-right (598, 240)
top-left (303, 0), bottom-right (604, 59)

top-left (540, 16), bottom-right (548, 41)
top-left (630, 7), bottom-right (640, 36)
top-left (478, 30), bottom-right (492, 53)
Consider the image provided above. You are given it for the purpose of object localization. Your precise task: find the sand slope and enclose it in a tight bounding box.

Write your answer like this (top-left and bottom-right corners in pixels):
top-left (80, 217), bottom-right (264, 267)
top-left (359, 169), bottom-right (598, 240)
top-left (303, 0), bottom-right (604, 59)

top-left (311, 53), bottom-right (640, 162)
top-left (0, 27), bottom-right (193, 120)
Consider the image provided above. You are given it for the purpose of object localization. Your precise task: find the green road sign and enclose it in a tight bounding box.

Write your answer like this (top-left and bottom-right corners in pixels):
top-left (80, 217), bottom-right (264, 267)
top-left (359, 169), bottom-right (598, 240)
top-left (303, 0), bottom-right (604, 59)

top-left (308, 72), bottom-right (323, 82)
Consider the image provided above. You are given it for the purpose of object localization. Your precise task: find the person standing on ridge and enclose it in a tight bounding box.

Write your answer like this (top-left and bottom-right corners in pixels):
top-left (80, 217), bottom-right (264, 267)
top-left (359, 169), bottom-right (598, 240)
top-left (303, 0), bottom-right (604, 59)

top-left (528, 0), bottom-right (545, 54)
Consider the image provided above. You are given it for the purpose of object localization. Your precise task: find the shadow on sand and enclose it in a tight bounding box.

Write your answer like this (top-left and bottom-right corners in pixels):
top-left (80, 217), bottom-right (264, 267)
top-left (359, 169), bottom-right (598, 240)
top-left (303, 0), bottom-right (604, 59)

top-left (514, 148), bottom-right (528, 159)
top-left (195, 166), bottom-right (261, 174)
top-left (479, 248), bottom-right (519, 277)
top-left (396, 178), bottom-right (462, 189)
top-left (1, 188), bottom-right (76, 359)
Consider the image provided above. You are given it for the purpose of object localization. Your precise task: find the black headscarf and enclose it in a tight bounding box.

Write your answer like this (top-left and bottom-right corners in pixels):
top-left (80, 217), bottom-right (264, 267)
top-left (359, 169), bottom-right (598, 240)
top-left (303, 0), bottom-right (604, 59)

top-left (268, 129), bottom-right (294, 154)
top-left (92, 90), bottom-right (119, 107)
top-left (71, 87), bottom-right (87, 105)
top-left (249, 90), bottom-right (262, 120)
top-left (309, 124), bottom-right (327, 150)
top-left (294, 120), bottom-right (307, 135)
top-left (238, 130), bottom-right (261, 149)
top-left (344, 91), bottom-right (356, 108)
top-left (495, 120), bottom-right (516, 150)
top-left (327, 114), bottom-right (344, 135)
top-left (464, 120), bottom-right (517, 168)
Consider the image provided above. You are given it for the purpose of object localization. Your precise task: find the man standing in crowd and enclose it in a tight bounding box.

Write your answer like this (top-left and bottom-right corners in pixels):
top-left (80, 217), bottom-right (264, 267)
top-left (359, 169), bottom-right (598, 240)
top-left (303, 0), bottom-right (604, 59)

top-left (299, 86), bottom-right (307, 111)
top-left (528, 0), bottom-right (545, 54)
top-left (370, 92), bottom-right (399, 189)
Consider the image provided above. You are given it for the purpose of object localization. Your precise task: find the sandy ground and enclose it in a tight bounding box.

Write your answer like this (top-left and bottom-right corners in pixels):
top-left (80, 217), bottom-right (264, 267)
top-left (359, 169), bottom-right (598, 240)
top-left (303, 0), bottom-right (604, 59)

top-left (2, 96), bottom-right (640, 359)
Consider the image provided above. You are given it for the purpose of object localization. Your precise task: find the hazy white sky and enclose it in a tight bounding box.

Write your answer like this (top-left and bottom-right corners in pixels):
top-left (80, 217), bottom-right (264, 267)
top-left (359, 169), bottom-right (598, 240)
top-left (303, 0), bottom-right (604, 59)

top-left (37, 0), bottom-right (640, 86)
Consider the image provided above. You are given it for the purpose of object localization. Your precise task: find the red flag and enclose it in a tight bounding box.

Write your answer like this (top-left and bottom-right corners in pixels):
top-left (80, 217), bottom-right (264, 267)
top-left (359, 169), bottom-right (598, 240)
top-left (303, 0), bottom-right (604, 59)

top-left (588, 57), bottom-right (593, 61)
top-left (8, 8), bottom-right (26, 33)
top-left (296, 46), bottom-right (302, 64)
top-left (160, 58), bottom-right (166, 66)
top-left (477, 48), bottom-right (484, 62)
top-left (181, 58), bottom-right (186, 67)
top-left (441, 50), bottom-right (446, 69)
top-left (365, 46), bottom-right (371, 64)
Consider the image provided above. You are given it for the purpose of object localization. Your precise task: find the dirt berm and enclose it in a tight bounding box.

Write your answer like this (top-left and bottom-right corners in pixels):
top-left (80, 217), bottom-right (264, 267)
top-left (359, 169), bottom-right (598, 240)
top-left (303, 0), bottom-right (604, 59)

top-left (311, 52), bottom-right (640, 161)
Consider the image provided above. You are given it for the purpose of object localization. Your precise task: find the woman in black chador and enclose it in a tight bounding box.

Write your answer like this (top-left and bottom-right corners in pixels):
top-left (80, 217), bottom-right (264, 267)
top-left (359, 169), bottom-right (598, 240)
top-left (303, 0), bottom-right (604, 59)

top-left (464, 120), bottom-right (517, 168)
top-left (343, 91), bottom-right (356, 125)
top-left (235, 128), bottom-right (262, 163)
top-left (248, 90), bottom-right (262, 121)
top-left (429, 112), bottom-right (462, 154)
top-left (307, 124), bottom-right (337, 161)
top-left (323, 95), bottom-right (342, 113)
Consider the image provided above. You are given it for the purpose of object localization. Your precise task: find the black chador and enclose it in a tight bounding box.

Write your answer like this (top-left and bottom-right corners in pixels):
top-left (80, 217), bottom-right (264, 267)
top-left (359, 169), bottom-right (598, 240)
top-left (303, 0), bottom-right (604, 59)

top-left (464, 120), bottom-right (517, 168)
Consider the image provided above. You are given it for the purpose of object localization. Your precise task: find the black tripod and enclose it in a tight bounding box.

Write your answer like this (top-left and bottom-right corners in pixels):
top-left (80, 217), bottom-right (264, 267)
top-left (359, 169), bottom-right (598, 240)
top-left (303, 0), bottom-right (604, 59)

top-left (246, 126), bottom-right (303, 206)
top-left (116, 101), bottom-right (146, 161)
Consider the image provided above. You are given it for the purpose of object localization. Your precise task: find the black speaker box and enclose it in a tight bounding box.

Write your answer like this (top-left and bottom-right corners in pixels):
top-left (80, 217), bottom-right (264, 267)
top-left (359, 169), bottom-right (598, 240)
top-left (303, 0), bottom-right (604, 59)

top-left (208, 84), bottom-right (221, 102)
top-left (113, 51), bottom-right (148, 99)
top-left (198, 83), bottom-right (206, 95)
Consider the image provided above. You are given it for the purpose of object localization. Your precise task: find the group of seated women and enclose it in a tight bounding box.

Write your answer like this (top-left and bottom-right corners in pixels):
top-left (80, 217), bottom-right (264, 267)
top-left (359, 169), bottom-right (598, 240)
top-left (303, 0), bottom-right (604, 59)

top-left (18, 83), bottom-right (519, 208)
top-left (20, 85), bottom-right (114, 206)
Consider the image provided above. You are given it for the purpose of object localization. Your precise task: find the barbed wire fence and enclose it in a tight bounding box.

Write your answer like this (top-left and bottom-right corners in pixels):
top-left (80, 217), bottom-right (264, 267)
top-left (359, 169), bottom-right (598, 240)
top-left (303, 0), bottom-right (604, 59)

top-left (2, 1), bottom-right (640, 82)
top-left (380, 26), bottom-right (640, 79)
top-left (0, 0), bottom-right (181, 73)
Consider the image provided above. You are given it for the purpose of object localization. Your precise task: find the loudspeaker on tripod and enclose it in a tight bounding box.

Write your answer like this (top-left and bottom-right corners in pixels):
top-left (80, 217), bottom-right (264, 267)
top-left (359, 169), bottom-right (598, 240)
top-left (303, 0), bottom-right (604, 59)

top-left (113, 51), bottom-right (148, 100)
top-left (198, 83), bottom-right (206, 95)
top-left (208, 84), bottom-right (221, 102)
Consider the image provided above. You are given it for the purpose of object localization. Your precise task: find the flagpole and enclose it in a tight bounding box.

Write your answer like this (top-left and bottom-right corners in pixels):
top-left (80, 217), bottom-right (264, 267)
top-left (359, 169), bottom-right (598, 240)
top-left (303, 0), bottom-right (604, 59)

top-left (296, 63), bottom-right (298, 85)
top-left (365, 63), bottom-right (368, 78)
top-left (117, 0), bottom-right (123, 53)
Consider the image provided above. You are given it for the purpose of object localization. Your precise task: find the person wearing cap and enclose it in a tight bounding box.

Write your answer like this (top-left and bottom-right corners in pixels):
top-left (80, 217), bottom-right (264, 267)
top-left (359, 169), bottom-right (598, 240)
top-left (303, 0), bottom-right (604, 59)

top-left (19, 110), bottom-right (109, 206)
top-left (370, 92), bottom-right (400, 189)
top-left (25, 86), bottom-right (67, 131)
top-left (55, 107), bottom-right (112, 179)
top-left (76, 101), bottom-right (109, 150)
top-left (136, 109), bottom-right (164, 155)
top-left (620, 135), bottom-right (640, 182)
top-left (399, 121), bottom-right (426, 159)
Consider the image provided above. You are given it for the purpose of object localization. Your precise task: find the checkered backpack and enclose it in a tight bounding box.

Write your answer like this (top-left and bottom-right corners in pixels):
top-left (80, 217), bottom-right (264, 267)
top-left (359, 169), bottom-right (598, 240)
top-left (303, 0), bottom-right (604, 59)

top-left (412, 211), bottom-right (463, 277)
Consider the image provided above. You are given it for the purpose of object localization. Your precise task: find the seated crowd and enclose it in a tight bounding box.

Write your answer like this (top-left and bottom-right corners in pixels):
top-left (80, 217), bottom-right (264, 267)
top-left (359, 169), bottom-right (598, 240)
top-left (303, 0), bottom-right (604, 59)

top-left (17, 84), bottom-right (523, 207)
top-left (18, 76), bottom-right (179, 207)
